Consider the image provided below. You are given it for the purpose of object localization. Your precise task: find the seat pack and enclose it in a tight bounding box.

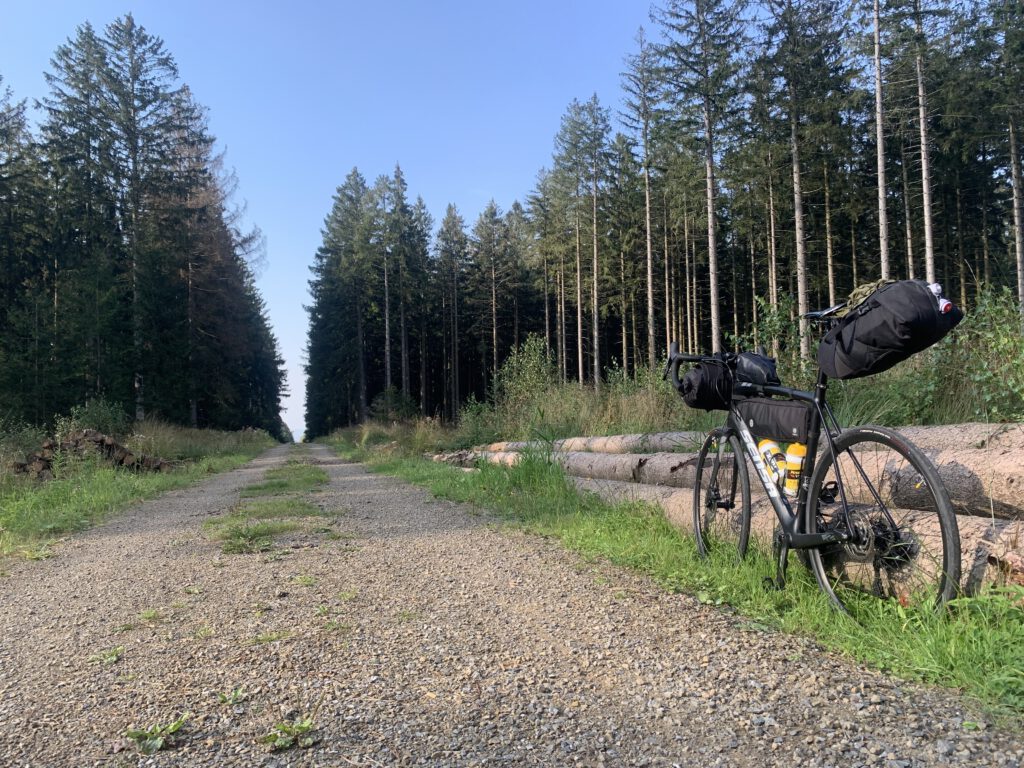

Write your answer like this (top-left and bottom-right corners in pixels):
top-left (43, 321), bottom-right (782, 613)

top-left (816, 280), bottom-right (963, 380)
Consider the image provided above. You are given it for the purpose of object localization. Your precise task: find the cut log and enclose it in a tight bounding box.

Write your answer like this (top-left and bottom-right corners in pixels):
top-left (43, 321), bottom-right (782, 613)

top-left (439, 434), bottom-right (1023, 519)
top-left (480, 431), bottom-right (705, 454)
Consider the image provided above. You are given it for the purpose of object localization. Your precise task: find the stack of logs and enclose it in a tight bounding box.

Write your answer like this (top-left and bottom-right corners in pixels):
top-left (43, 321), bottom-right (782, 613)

top-left (12, 429), bottom-right (173, 481)
top-left (433, 423), bottom-right (1024, 592)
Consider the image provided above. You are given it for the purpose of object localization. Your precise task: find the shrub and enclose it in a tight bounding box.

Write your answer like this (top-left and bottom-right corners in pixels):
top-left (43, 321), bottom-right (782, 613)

top-left (54, 398), bottom-right (131, 441)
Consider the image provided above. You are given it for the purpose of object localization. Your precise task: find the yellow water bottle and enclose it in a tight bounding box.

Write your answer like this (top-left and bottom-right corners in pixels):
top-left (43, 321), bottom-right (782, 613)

top-left (784, 443), bottom-right (806, 497)
top-left (758, 439), bottom-right (787, 489)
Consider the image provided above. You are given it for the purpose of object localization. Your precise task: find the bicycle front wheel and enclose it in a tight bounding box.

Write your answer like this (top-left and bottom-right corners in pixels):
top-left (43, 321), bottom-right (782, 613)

top-left (693, 428), bottom-right (751, 561)
top-left (806, 426), bottom-right (960, 611)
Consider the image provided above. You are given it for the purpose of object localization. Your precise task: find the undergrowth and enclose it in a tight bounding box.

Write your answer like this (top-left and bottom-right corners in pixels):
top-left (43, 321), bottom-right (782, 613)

top-left (0, 412), bottom-right (275, 559)
top-left (325, 429), bottom-right (1024, 720)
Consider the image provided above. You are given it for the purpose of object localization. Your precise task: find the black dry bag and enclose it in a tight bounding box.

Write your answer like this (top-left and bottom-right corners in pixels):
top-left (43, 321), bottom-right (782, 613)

top-left (817, 280), bottom-right (963, 380)
top-left (679, 356), bottom-right (732, 411)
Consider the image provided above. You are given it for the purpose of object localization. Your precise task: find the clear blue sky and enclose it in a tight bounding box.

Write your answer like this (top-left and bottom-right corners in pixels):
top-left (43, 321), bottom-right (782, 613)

top-left (1, 1), bottom-right (654, 439)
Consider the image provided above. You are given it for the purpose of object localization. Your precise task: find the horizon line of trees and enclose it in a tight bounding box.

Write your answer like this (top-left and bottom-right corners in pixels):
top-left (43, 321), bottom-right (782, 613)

top-left (1, 15), bottom-right (288, 440)
top-left (302, 0), bottom-right (1024, 437)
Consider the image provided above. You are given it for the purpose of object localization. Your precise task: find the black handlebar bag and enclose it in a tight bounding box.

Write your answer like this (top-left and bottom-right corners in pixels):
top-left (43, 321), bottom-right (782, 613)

top-left (679, 356), bottom-right (733, 411)
top-left (817, 280), bottom-right (963, 380)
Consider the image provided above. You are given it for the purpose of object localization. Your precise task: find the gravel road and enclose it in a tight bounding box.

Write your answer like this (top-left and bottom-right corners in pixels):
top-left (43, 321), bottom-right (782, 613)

top-left (0, 443), bottom-right (1020, 767)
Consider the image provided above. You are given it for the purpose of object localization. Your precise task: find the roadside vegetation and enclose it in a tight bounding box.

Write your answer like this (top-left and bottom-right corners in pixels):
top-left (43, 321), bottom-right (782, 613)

top-left (0, 399), bottom-right (276, 559)
top-left (317, 300), bottom-right (1024, 718)
top-left (426, 289), bottom-right (1024, 451)
top-left (324, 426), bottom-right (1024, 719)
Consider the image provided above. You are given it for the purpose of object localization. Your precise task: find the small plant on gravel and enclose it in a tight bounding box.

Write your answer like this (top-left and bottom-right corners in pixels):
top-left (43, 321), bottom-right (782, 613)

top-left (240, 462), bottom-right (328, 498)
top-left (184, 585), bottom-right (203, 595)
top-left (251, 630), bottom-right (289, 645)
top-left (218, 687), bottom-right (248, 705)
top-left (215, 520), bottom-right (299, 554)
top-left (324, 620), bottom-right (352, 634)
top-left (124, 713), bottom-right (189, 755)
top-left (292, 574), bottom-right (317, 587)
top-left (337, 589), bottom-right (357, 602)
top-left (259, 716), bottom-right (318, 752)
top-left (194, 624), bottom-right (214, 639)
top-left (20, 544), bottom-right (53, 561)
top-left (138, 608), bottom-right (162, 623)
top-left (229, 498), bottom-right (326, 520)
top-left (115, 622), bottom-right (134, 633)
top-left (89, 645), bottom-right (125, 665)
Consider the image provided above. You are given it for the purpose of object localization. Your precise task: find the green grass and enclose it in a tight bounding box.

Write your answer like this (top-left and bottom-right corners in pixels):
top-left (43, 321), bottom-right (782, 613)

top-left (330, 435), bottom-right (1024, 720)
top-left (202, 493), bottom-right (335, 555)
top-left (0, 451), bottom-right (266, 558)
top-left (240, 460), bottom-right (328, 497)
top-left (209, 520), bottom-right (301, 554)
top-left (228, 497), bottom-right (327, 520)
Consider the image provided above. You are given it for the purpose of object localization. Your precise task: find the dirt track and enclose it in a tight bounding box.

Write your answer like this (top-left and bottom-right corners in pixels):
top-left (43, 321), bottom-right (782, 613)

top-left (0, 443), bottom-right (1020, 767)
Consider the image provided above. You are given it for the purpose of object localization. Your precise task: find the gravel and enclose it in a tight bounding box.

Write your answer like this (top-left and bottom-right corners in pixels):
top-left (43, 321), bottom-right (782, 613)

top-left (0, 443), bottom-right (1020, 767)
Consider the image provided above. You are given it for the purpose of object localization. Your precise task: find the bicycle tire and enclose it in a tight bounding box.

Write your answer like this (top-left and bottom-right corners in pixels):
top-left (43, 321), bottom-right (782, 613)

top-left (805, 425), bottom-right (960, 611)
top-left (693, 428), bottom-right (751, 561)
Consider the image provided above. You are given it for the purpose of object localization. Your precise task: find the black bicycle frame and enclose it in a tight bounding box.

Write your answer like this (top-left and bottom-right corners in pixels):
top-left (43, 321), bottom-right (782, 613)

top-left (728, 370), bottom-right (853, 558)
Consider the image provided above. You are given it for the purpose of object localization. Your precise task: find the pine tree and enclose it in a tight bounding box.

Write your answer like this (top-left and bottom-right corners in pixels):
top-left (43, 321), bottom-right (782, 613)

top-left (657, 0), bottom-right (747, 353)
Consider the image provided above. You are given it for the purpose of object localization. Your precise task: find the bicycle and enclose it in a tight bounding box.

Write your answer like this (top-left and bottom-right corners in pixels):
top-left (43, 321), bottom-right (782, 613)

top-left (663, 306), bottom-right (961, 613)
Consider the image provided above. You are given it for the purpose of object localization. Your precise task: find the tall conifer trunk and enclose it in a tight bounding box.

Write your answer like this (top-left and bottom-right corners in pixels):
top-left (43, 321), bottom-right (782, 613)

top-left (873, 0), bottom-right (891, 279)
top-left (915, 0), bottom-right (936, 284)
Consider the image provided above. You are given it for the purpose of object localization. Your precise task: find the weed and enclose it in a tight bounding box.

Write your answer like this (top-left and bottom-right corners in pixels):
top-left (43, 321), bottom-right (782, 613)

top-left (228, 498), bottom-right (326, 520)
top-left (259, 717), bottom-right (318, 751)
top-left (20, 545), bottom-right (53, 561)
top-left (315, 604), bottom-right (331, 617)
top-left (241, 462), bottom-right (328, 498)
top-left (138, 608), bottom-right (162, 623)
top-left (292, 574), bottom-right (316, 587)
top-left (115, 623), bottom-right (134, 633)
top-left (124, 713), bottom-right (189, 755)
top-left (194, 624), bottom-right (214, 639)
top-left (218, 687), bottom-right (248, 705)
top-left (337, 590), bottom-right (357, 602)
top-left (184, 585), bottom-right (203, 595)
top-left (213, 521), bottom-right (299, 554)
top-left (251, 631), bottom-right (289, 645)
top-left (395, 610), bottom-right (419, 622)
top-left (90, 645), bottom-right (125, 665)
top-left (324, 620), bottom-right (352, 633)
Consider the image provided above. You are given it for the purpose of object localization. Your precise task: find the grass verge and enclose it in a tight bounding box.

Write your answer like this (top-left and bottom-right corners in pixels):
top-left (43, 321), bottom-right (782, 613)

top-left (325, 428), bottom-right (1024, 721)
top-left (0, 451), bottom-right (267, 559)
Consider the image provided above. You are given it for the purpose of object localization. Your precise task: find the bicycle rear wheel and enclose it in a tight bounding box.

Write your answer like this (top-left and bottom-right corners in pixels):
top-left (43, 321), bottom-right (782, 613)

top-left (693, 428), bottom-right (751, 561)
top-left (806, 426), bottom-right (960, 611)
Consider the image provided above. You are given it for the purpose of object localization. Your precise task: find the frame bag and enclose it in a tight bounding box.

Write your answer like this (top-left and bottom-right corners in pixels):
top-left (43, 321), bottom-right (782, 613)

top-left (735, 398), bottom-right (812, 444)
top-left (817, 280), bottom-right (963, 381)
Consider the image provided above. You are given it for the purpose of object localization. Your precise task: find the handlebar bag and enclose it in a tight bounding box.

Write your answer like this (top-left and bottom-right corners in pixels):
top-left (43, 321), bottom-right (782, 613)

top-left (817, 279), bottom-right (963, 380)
top-left (679, 356), bottom-right (732, 411)
top-left (735, 352), bottom-right (781, 386)
top-left (735, 398), bottom-right (812, 443)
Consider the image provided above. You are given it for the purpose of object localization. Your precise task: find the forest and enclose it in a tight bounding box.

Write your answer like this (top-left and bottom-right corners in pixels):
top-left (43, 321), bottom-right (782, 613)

top-left (0, 16), bottom-right (288, 440)
top-left (304, 0), bottom-right (1024, 439)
